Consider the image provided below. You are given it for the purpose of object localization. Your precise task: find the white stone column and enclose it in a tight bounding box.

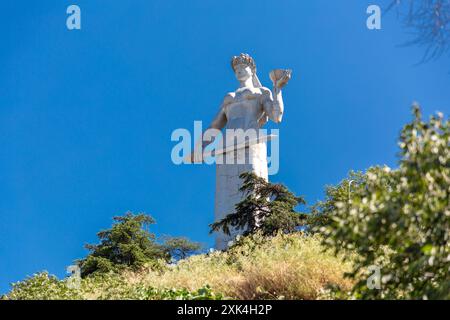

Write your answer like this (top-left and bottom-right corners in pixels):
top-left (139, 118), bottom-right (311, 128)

top-left (213, 138), bottom-right (271, 250)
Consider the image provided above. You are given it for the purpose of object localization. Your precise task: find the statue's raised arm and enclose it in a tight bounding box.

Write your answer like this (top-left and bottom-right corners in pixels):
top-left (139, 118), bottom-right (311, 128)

top-left (189, 53), bottom-right (292, 164)
top-left (260, 69), bottom-right (292, 124)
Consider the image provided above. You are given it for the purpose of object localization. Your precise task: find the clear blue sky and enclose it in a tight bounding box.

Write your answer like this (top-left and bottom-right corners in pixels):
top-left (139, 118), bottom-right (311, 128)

top-left (1, 0), bottom-right (449, 293)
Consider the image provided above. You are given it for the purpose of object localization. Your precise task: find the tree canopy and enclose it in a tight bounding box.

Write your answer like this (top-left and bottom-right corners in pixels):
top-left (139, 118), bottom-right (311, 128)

top-left (317, 106), bottom-right (449, 299)
top-left (78, 213), bottom-right (201, 277)
top-left (210, 172), bottom-right (307, 238)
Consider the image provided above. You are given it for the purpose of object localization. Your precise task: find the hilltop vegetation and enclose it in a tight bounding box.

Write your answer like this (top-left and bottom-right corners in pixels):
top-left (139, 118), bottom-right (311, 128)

top-left (3, 233), bottom-right (353, 300)
top-left (2, 106), bottom-right (448, 300)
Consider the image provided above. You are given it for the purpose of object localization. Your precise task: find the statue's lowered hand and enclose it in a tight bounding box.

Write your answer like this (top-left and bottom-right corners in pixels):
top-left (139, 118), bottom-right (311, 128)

top-left (270, 69), bottom-right (292, 89)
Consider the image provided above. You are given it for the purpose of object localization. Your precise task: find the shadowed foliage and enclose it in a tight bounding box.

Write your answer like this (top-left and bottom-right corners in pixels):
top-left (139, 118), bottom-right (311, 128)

top-left (318, 106), bottom-right (449, 299)
top-left (210, 172), bottom-right (307, 238)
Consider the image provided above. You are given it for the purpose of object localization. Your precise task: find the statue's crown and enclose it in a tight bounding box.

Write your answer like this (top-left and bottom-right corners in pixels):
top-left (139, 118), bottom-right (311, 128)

top-left (231, 53), bottom-right (256, 72)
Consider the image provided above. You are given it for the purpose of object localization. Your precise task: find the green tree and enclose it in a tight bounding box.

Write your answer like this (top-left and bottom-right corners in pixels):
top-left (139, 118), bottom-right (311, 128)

top-left (210, 172), bottom-right (307, 237)
top-left (308, 168), bottom-right (389, 231)
top-left (162, 236), bottom-right (202, 260)
top-left (319, 106), bottom-right (449, 299)
top-left (78, 213), bottom-right (168, 277)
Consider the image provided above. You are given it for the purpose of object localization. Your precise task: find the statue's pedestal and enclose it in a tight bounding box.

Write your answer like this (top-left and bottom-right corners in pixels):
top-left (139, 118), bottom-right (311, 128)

top-left (213, 135), bottom-right (275, 250)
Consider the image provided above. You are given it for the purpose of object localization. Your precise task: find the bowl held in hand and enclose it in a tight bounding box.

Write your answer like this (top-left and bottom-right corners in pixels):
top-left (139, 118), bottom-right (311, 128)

top-left (270, 69), bottom-right (292, 89)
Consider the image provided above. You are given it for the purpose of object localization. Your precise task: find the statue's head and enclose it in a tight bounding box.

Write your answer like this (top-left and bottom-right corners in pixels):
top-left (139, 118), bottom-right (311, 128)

top-left (231, 53), bottom-right (256, 82)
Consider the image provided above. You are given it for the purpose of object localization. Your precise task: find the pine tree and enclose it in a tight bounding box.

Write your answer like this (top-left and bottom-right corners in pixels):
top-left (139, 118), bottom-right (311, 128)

top-left (162, 236), bottom-right (202, 260)
top-left (79, 213), bottom-right (167, 277)
top-left (210, 172), bottom-right (307, 237)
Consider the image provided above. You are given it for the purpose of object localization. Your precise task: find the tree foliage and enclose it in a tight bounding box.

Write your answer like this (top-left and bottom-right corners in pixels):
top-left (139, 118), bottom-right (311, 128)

top-left (388, 0), bottom-right (450, 62)
top-left (162, 236), bottom-right (202, 260)
top-left (78, 213), bottom-right (168, 277)
top-left (308, 170), bottom-right (375, 230)
top-left (2, 272), bottom-right (223, 300)
top-left (210, 172), bottom-right (307, 238)
top-left (318, 106), bottom-right (449, 299)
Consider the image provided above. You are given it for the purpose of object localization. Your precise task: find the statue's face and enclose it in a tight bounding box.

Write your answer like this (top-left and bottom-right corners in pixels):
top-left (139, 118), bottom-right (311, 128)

top-left (234, 64), bottom-right (253, 82)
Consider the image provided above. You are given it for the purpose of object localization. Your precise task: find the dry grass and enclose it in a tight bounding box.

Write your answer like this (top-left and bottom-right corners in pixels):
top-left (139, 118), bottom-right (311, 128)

top-left (4, 233), bottom-right (355, 300)
top-left (126, 233), bottom-right (355, 300)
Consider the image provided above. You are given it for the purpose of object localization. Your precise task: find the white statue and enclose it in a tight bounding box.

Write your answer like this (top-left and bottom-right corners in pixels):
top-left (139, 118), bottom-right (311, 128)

top-left (192, 53), bottom-right (292, 249)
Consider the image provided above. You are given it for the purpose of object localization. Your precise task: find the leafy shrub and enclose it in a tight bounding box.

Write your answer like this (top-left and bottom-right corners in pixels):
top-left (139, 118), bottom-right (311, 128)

top-left (318, 106), bottom-right (449, 299)
top-left (2, 271), bottom-right (222, 300)
top-left (3, 272), bottom-right (82, 300)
